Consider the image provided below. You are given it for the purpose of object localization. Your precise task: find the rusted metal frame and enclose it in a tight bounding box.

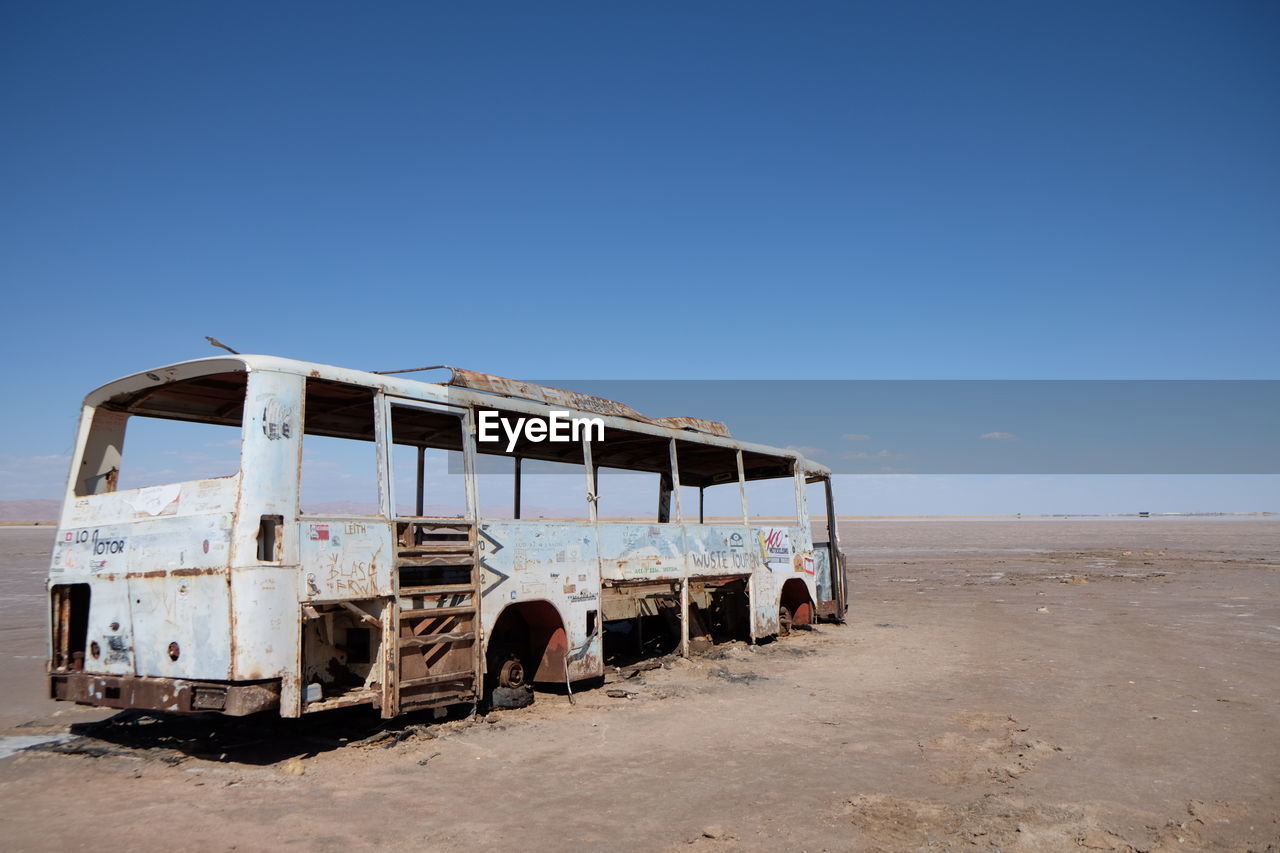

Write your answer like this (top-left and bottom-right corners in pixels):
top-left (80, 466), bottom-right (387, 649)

top-left (302, 688), bottom-right (381, 714)
top-left (824, 476), bottom-right (846, 618)
top-left (399, 670), bottom-right (475, 688)
top-left (62, 405), bottom-right (96, 504)
top-left (382, 602), bottom-right (399, 720)
top-left (457, 409), bottom-right (483, 706)
top-left (699, 486), bottom-right (705, 524)
top-left (600, 579), bottom-right (681, 596)
top-left (791, 459), bottom-right (821, 619)
top-left (582, 433), bottom-right (598, 523)
top-left (657, 480), bottom-right (670, 522)
top-left (668, 439), bottom-right (684, 523)
top-left (458, 407), bottom-right (479, 522)
top-left (696, 576), bottom-right (747, 589)
top-left (384, 397), bottom-right (478, 520)
top-left (371, 364), bottom-right (450, 376)
top-left (400, 543), bottom-right (472, 560)
top-left (375, 392), bottom-right (394, 518)
top-left (513, 456), bottom-right (522, 519)
top-left (374, 391), bottom-right (399, 718)
top-left (61, 590), bottom-right (74, 669)
top-left (735, 449), bottom-right (758, 643)
top-left (52, 589), bottom-right (68, 670)
top-left (415, 446), bottom-right (425, 517)
top-left (668, 439), bottom-right (690, 658)
top-left (270, 374), bottom-right (304, 718)
top-left (677, 578), bottom-right (690, 658)
top-left (50, 672), bottom-right (280, 716)
top-left (793, 458), bottom-right (809, 548)
top-left (337, 600), bottom-right (382, 629)
top-left (400, 630), bottom-right (475, 648)
top-left (400, 604), bottom-right (474, 619)
top-left (572, 432), bottom-right (605, 675)
top-left (385, 397), bottom-right (482, 707)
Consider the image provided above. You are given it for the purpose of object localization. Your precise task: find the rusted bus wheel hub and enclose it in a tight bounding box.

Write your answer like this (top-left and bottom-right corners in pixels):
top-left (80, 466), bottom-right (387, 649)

top-left (498, 657), bottom-right (525, 689)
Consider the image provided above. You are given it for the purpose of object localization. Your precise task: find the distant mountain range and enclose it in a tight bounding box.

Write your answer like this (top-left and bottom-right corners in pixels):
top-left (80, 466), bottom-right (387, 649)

top-left (0, 500), bottom-right (61, 522)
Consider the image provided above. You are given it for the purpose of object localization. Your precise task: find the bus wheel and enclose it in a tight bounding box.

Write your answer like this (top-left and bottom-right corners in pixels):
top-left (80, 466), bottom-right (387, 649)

top-left (487, 652), bottom-right (533, 710)
top-left (498, 657), bottom-right (526, 689)
top-left (778, 604), bottom-right (794, 638)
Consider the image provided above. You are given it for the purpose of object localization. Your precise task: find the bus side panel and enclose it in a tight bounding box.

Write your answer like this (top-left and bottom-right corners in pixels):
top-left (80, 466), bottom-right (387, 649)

top-left (84, 576), bottom-right (137, 676)
top-left (297, 520), bottom-right (394, 602)
top-left (778, 524), bottom-right (819, 605)
top-left (52, 514), bottom-right (239, 679)
top-left (751, 525), bottom-right (819, 635)
top-left (751, 569), bottom-right (778, 638)
top-left (597, 523), bottom-right (683, 582)
top-left (52, 515), bottom-right (233, 580)
top-left (478, 520), bottom-right (602, 681)
top-left (59, 476), bottom-right (241, 531)
top-left (233, 369), bottom-right (304, 568)
top-left (131, 571), bottom-right (232, 680)
top-left (230, 567), bottom-right (300, 681)
top-left (683, 525), bottom-right (755, 577)
top-left (752, 525), bottom-right (790, 636)
top-left (115, 514), bottom-right (235, 680)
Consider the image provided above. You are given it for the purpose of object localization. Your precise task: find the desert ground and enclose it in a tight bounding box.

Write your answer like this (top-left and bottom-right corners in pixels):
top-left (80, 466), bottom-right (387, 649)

top-left (0, 519), bottom-right (1277, 852)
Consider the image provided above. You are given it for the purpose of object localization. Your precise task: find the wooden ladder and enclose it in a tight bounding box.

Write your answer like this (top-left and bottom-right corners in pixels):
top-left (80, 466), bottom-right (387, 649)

top-left (386, 519), bottom-right (483, 716)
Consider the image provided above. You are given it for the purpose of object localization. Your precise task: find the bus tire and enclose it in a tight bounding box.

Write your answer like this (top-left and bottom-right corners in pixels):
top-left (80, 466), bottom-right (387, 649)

top-left (491, 685), bottom-right (533, 709)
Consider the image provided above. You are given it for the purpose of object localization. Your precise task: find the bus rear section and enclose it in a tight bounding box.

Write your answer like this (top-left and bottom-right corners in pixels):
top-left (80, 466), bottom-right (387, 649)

top-left (47, 361), bottom-right (297, 716)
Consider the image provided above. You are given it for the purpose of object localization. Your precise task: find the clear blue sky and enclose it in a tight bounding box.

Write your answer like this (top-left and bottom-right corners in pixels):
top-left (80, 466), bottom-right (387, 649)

top-left (2, 2), bottom-right (1277, 511)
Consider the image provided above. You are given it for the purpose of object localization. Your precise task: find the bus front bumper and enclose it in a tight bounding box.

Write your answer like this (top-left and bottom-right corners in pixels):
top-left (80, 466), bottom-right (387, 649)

top-left (49, 672), bottom-right (280, 716)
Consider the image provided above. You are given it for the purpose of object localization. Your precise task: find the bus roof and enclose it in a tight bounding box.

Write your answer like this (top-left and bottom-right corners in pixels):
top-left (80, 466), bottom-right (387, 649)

top-left (84, 354), bottom-right (832, 478)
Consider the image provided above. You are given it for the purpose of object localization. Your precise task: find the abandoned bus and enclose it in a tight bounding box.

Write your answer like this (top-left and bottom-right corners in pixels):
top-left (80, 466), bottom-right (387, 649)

top-left (46, 356), bottom-right (846, 718)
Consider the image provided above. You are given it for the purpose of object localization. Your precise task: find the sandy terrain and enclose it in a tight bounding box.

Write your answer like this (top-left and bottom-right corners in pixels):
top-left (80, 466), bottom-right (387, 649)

top-left (0, 520), bottom-right (1277, 852)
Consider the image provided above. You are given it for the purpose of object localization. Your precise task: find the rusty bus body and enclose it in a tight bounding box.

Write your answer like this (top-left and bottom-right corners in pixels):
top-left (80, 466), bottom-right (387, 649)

top-left (46, 356), bottom-right (846, 718)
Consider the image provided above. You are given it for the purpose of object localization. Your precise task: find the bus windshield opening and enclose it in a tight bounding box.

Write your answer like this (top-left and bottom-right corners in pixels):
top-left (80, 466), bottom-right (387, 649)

top-left (74, 371), bottom-right (247, 496)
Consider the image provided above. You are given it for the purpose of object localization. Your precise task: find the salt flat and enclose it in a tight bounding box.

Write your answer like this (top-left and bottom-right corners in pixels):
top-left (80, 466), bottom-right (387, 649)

top-left (0, 520), bottom-right (1276, 851)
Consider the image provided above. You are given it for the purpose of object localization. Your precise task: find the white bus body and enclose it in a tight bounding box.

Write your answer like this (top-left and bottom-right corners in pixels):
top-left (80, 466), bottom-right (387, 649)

top-left (46, 356), bottom-right (845, 718)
